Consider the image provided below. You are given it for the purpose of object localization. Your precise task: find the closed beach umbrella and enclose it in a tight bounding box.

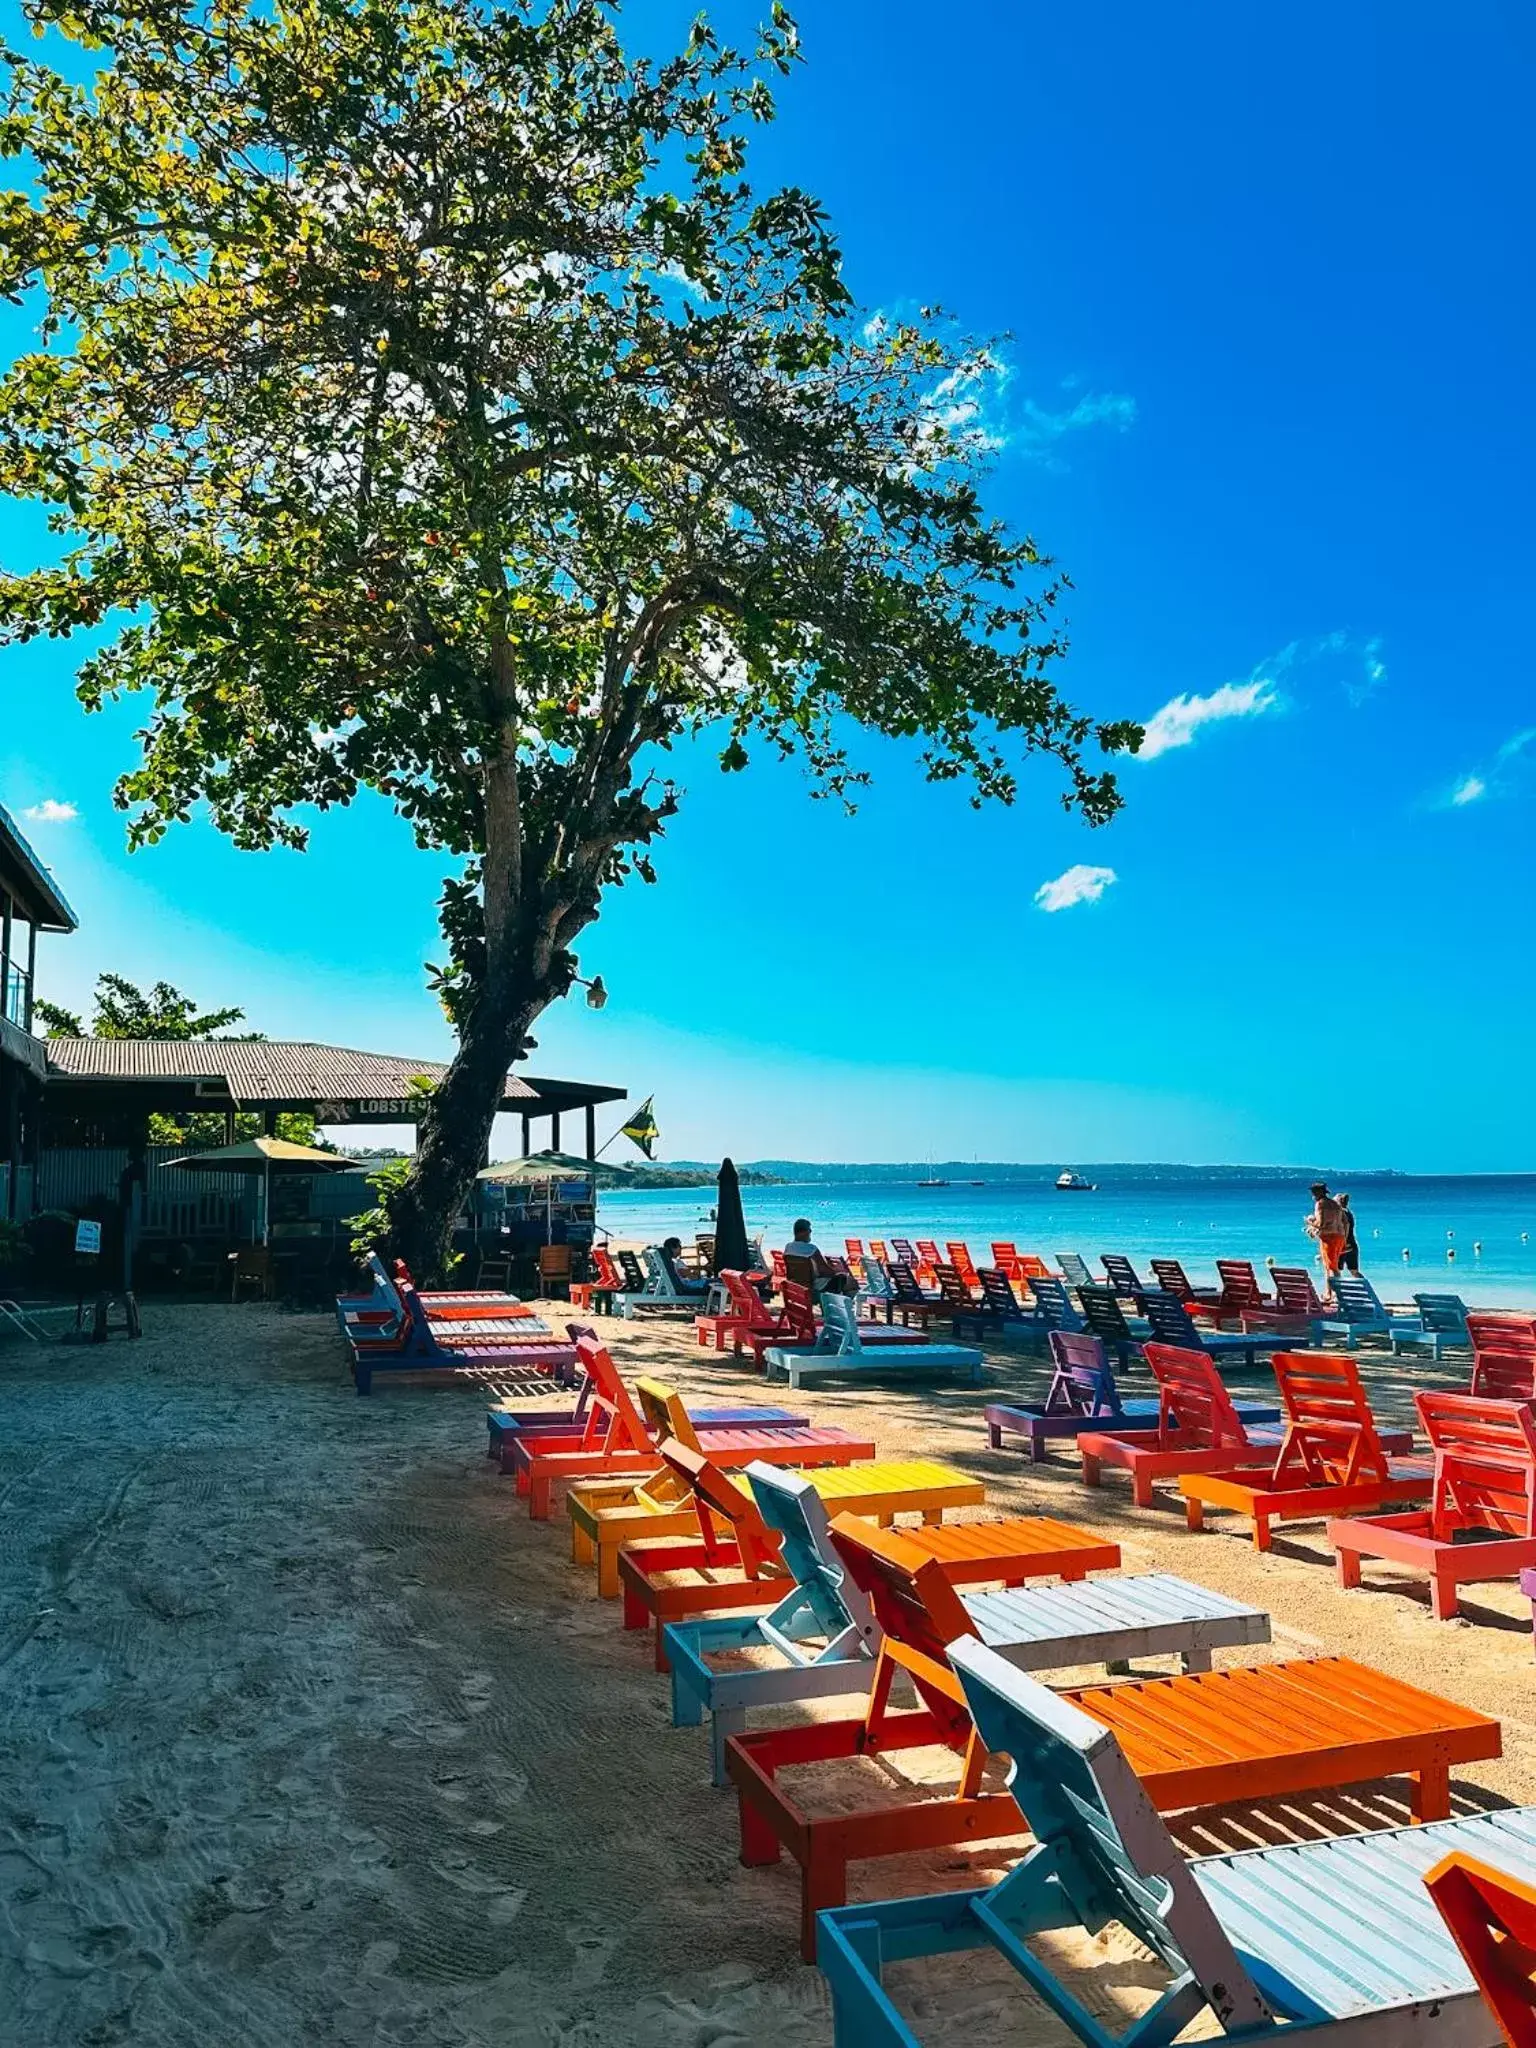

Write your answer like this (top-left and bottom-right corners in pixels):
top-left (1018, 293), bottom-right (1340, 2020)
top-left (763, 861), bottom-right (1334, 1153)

top-left (713, 1157), bottom-right (751, 1275)
top-left (164, 1135), bottom-right (352, 1245)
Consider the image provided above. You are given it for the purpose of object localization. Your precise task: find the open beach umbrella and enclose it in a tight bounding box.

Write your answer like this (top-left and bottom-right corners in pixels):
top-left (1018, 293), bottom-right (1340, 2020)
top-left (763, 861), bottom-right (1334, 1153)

top-left (713, 1157), bottom-right (751, 1275)
top-left (164, 1135), bottom-right (353, 1245)
top-left (476, 1150), bottom-right (625, 1244)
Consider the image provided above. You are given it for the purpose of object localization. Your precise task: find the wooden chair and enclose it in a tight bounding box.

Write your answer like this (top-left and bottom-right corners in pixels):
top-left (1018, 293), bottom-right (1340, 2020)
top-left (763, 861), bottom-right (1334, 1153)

top-left (1179, 1349), bottom-right (1432, 1551)
top-left (536, 1243), bottom-right (572, 1298)
top-left (1470, 1315), bottom-right (1536, 1401)
top-left (230, 1244), bottom-right (273, 1301)
top-left (734, 1518), bottom-right (1494, 1958)
top-left (1077, 1341), bottom-right (1291, 1506)
top-left (1331, 1393), bottom-right (1536, 1618)
top-left (1426, 1852), bottom-right (1536, 2047)
top-left (818, 1639), bottom-right (1528, 2047)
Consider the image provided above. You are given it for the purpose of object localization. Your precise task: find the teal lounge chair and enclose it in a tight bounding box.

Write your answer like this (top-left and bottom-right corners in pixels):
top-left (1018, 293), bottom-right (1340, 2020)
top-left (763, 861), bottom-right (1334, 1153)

top-left (1321, 1270), bottom-right (1435, 1351)
top-left (819, 1637), bottom-right (1536, 2046)
top-left (1391, 1292), bottom-right (1472, 1360)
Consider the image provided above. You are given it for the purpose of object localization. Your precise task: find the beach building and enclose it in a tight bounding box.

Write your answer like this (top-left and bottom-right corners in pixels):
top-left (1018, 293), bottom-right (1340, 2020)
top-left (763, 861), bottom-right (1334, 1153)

top-left (0, 800), bottom-right (79, 1222)
top-left (0, 798), bottom-right (624, 1284)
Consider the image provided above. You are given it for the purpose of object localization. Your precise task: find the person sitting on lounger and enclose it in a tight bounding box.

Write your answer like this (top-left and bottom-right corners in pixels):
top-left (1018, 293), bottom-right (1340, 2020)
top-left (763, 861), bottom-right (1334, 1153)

top-left (783, 1218), bottom-right (857, 1296)
top-left (658, 1237), bottom-right (709, 1297)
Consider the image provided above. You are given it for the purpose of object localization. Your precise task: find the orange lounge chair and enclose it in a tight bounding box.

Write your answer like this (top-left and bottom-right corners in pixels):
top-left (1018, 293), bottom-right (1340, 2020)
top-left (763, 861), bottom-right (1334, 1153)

top-left (1426, 1851), bottom-right (1536, 2046)
top-left (1179, 1349), bottom-right (1432, 1551)
top-left (1078, 1342), bottom-right (1291, 1507)
top-left (615, 1440), bottom-right (1119, 1669)
top-left (505, 1335), bottom-right (874, 1519)
top-left (726, 1515), bottom-right (1500, 1959)
top-left (1330, 1392), bottom-right (1536, 1619)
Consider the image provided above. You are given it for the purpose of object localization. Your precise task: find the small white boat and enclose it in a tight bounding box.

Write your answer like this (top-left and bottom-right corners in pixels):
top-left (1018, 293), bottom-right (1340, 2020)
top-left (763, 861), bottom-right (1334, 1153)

top-left (1056, 1170), bottom-right (1096, 1192)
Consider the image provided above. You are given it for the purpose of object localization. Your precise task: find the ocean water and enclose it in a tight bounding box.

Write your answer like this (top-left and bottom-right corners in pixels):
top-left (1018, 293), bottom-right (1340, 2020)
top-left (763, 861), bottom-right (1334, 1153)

top-left (597, 1173), bottom-right (1536, 1308)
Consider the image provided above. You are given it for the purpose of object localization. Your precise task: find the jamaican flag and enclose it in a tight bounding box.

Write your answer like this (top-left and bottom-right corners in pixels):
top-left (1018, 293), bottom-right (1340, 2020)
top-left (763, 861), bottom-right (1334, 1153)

top-left (620, 1096), bottom-right (660, 1160)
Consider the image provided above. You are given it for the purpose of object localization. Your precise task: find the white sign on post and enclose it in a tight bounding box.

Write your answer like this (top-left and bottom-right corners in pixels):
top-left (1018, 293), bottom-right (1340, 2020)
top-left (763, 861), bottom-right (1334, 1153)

top-left (74, 1219), bottom-right (102, 1256)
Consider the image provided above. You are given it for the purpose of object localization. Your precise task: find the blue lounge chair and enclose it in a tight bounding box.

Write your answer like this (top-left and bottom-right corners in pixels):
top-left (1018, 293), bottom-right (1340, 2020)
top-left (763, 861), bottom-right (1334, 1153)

top-left (1056, 1251), bottom-right (1096, 1291)
top-left (986, 1330), bottom-right (1279, 1464)
top-left (1077, 1284), bottom-right (1149, 1366)
top-left (1390, 1292), bottom-right (1472, 1360)
top-left (819, 1637), bottom-right (1536, 2046)
top-left (1100, 1252), bottom-right (1149, 1302)
top-left (950, 1266), bottom-right (1044, 1344)
top-left (1141, 1288), bottom-right (1307, 1369)
top-left (1320, 1270), bottom-right (1430, 1351)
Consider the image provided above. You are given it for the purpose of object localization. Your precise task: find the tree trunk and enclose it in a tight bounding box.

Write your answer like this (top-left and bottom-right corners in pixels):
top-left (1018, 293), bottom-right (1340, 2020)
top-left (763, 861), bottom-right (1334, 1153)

top-left (386, 976), bottom-right (546, 1280)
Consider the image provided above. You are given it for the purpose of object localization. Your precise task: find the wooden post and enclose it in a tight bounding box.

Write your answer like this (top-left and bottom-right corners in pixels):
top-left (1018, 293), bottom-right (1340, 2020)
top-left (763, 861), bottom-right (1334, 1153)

top-left (585, 1102), bottom-right (597, 1161)
top-left (223, 1107), bottom-right (236, 1143)
top-left (551, 1111), bottom-right (561, 1153)
top-left (24, 919), bottom-right (36, 1034)
top-left (1, 888), bottom-right (11, 1024)
top-left (262, 1104), bottom-right (279, 1136)
top-left (521, 1115), bottom-right (530, 1158)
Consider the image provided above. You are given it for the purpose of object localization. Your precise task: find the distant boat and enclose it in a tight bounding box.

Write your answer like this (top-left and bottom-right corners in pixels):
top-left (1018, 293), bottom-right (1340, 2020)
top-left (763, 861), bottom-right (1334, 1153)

top-left (1056, 1170), bottom-right (1096, 1192)
top-left (916, 1177), bottom-right (950, 1188)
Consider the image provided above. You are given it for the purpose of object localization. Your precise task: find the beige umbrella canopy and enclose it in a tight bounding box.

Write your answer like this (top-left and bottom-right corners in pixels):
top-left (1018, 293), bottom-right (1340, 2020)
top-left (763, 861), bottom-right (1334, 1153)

top-left (165, 1135), bottom-right (352, 1244)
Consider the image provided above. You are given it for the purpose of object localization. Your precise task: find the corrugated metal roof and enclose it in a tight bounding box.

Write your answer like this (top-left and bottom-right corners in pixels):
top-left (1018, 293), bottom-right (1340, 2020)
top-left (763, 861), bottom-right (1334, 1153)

top-left (42, 1038), bottom-right (623, 1112)
top-left (0, 801), bottom-right (78, 931)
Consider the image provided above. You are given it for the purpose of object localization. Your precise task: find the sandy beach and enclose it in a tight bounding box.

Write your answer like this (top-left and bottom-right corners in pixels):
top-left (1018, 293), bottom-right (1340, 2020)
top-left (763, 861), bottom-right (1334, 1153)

top-left (4, 1302), bottom-right (1535, 2047)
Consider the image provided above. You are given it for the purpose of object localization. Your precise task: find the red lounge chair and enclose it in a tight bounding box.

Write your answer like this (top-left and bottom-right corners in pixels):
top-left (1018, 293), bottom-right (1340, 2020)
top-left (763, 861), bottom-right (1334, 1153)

top-left (1331, 1393), bottom-right (1536, 1619)
top-left (504, 1335), bottom-right (873, 1518)
top-left (1470, 1314), bottom-right (1536, 1401)
top-left (1179, 1350), bottom-right (1431, 1551)
top-left (1148, 1256), bottom-right (1221, 1309)
top-left (1078, 1342), bottom-right (1290, 1506)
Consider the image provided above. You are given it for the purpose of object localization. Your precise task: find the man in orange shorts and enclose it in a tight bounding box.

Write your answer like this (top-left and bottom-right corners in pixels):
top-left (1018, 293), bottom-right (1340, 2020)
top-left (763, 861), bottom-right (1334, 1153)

top-left (1308, 1181), bottom-right (1348, 1278)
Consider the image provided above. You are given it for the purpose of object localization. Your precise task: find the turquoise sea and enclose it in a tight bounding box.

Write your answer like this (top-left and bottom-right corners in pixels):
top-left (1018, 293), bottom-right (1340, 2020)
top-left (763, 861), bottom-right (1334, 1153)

top-left (597, 1174), bottom-right (1536, 1309)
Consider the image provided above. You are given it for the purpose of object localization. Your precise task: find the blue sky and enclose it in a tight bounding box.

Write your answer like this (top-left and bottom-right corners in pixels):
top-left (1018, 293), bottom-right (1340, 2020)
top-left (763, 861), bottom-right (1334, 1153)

top-left (3, 1), bottom-right (1533, 1170)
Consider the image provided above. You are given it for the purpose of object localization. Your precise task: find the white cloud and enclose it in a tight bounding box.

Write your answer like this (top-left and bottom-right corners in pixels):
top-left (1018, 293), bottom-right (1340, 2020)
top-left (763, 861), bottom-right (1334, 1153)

top-left (1138, 680), bottom-right (1276, 761)
top-left (1438, 728), bottom-right (1536, 810)
top-left (1450, 775), bottom-right (1486, 807)
top-left (1034, 864), bottom-right (1117, 913)
top-left (23, 799), bottom-right (77, 823)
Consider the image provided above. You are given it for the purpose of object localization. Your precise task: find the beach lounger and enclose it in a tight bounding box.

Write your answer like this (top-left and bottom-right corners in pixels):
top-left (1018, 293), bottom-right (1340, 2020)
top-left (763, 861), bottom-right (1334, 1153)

top-left (1389, 1292), bottom-right (1473, 1359)
top-left (989, 1239), bottom-right (1023, 1280)
top-left (1077, 1341), bottom-right (1300, 1505)
top-left (736, 1517), bottom-right (1484, 1960)
top-left (483, 1359), bottom-right (807, 1470)
top-left (763, 1293), bottom-right (984, 1387)
top-left (1141, 1286), bottom-right (1309, 1367)
top-left (1149, 1255), bottom-right (1222, 1308)
top-left (505, 1340), bottom-right (874, 1518)
top-left (1179, 1348), bottom-right (1433, 1550)
top-left (944, 1242), bottom-right (981, 1291)
top-left (1024, 1272), bottom-right (1086, 1334)
top-left (1077, 1284), bottom-right (1149, 1365)
top-left (1271, 1262), bottom-right (1331, 1335)
top-left (569, 1425), bottom-right (984, 1596)
top-left (818, 1637), bottom-right (1527, 2048)
top-left (1318, 1268), bottom-right (1424, 1349)
top-left (668, 1466), bottom-right (1231, 1790)
top-left (1426, 1851), bottom-right (1536, 2046)
top-left (617, 1443), bottom-right (1113, 1672)
top-left (1056, 1251), bottom-right (1095, 1291)
top-left (1100, 1252), bottom-right (1148, 1301)
top-left (735, 1279), bottom-right (931, 1367)
top-left (1471, 1314), bottom-right (1536, 1400)
top-left (950, 1266), bottom-right (1043, 1344)
top-left (1330, 1392), bottom-right (1536, 1619)
top-left (991, 1327), bottom-right (1277, 1474)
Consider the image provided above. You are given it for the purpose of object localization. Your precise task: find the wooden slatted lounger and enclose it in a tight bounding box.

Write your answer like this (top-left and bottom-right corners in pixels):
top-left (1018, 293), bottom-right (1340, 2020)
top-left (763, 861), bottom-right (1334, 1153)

top-left (484, 1366), bottom-right (807, 1470)
top-left (762, 1293), bottom-right (984, 1387)
top-left (570, 1425), bottom-right (984, 1598)
top-left (1178, 1348), bottom-right (1432, 1550)
top-left (1076, 1341), bottom-right (1296, 1507)
top-left (666, 1464), bottom-right (1256, 1787)
top-left (989, 1332), bottom-right (1280, 1468)
top-left (506, 1340), bottom-right (875, 1519)
top-left (617, 1442), bottom-right (1120, 1671)
top-left (730, 1517), bottom-right (1497, 1959)
top-left (817, 1639), bottom-right (1531, 2048)
top-left (1330, 1392), bottom-right (1536, 1619)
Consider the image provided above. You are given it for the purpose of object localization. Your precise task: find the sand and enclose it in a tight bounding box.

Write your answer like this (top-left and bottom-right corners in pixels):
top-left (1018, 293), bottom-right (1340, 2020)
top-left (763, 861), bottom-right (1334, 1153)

top-left (2, 1301), bottom-right (1533, 2046)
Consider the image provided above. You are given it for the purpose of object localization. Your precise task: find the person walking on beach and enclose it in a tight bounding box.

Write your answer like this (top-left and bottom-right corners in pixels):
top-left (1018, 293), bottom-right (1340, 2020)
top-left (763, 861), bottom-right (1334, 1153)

top-left (1337, 1193), bottom-right (1361, 1274)
top-left (1306, 1182), bottom-right (1349, 1279)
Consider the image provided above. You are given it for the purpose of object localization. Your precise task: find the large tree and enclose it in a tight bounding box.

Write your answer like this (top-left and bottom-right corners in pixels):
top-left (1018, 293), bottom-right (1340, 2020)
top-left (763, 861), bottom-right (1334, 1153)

top-left (0, 0), bottom-right (1139, 1275)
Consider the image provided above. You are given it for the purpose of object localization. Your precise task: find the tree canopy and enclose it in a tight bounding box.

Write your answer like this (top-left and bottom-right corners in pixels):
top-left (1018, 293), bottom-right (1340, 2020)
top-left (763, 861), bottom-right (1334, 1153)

top-left (0, 0), bottom-right (1140, 1270)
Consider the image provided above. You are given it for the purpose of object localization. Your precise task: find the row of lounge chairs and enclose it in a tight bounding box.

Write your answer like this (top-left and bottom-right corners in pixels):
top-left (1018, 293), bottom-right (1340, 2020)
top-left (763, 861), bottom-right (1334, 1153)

top-left (462, 1323), bottom-right (1536, 2039)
